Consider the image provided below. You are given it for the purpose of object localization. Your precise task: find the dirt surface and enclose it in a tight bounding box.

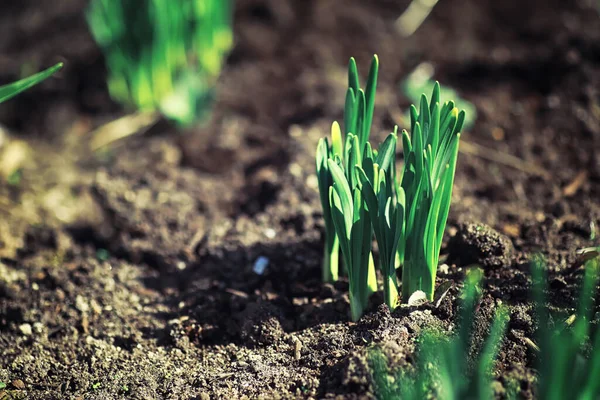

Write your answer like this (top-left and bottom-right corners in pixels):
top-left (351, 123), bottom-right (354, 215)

top-left (0, 0), bottom-right (600, 398)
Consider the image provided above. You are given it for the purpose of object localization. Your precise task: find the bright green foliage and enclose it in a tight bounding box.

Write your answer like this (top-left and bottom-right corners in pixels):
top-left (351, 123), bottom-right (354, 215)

top-left (357, 130), bottom-right (405, 311)
top-left (400, 82), bottom-right (464, 301)
top-left (87, 0), bottom-right (232, 125)
top-left (316, 56), bottom-right (379, 289)
top-left (316, 123), bottom-right (343, 283)
top-left (532, 257), bottom-right (600, 400)
top-left (328, 155), bottom-right (374, 321)
top-left (316, 57), bottom-right (465, 318)
top-left (0, 63), bottom-right (62, 104)
top-left (370, 269), bottom-right (509, 400)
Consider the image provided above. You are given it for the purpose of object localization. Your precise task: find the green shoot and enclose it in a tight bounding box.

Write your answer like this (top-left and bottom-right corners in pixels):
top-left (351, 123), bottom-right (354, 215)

top-left (86, 0), bottom-right (232, 125)
top-left (316, 123), bottom-right (343, 283)
top-left (400, 81), bottom-right (464, 301)
top-left (357, 130), bottom-right (405, 311)
top-left (316, 55), bottom-right (379, 289)
top-left (328, 152), bottom-right (373, 321)
top-left (0, 63), bottom-right (63, 104)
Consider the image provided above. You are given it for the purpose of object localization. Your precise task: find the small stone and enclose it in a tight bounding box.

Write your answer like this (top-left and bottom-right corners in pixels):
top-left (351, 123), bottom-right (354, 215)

top-left (33, 322), bottom-right (44, 334)
top-left (18, 323), bottom-right (32, 336)
top-left (448, 222), bottom-right (514, 268)
top-left (407, 291), bottom-right (428, 307)
top-left (253, 256), bottom-right (269, 275)
top-left (11, 379), bottom-right (25, 389)
top-left (239, 302), bottom-right (284, 346)
top-left (264, 228), bottom-right (276, 239)
top-left (75, 295), bottom-right (89, 313)
top-left (491, 381), bottom-right (505, 396)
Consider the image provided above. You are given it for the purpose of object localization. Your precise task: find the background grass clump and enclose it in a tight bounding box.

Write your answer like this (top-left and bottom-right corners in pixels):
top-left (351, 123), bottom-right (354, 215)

top-left (87, 0), bottom-right (232, 125)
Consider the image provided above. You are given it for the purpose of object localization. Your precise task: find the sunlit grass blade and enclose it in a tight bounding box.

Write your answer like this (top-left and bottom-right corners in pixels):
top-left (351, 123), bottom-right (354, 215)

top-left (0, 63), bottom-right (63, 104)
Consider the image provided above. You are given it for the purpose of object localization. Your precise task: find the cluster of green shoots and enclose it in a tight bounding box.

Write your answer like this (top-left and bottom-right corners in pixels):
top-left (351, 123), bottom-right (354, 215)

top-left (0, 64), bottom-right (62, 104)
top-left (316, 55), bottom-right (464, 320)
top-left (370, 257), bottom-right (600, 400)
top-left (86, 0), bottom-right (232, 125)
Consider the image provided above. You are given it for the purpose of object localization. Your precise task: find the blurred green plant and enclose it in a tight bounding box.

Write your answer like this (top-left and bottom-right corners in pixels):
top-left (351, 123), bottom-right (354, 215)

top-left (0, 63), bottom-right (62, 104)
top-left (370, 257), bottom-right (600, 400)
top-left (370, 268), bottom-right (509, 400)
top-left (87, 0), bottom-right (232, 126)
top-left (401, 63), bottom-right (476, 131)
top-left (531, 256), bottom-right (600, 400)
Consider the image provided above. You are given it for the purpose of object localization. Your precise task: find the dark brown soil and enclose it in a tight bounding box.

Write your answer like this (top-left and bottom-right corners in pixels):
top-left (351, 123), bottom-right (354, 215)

top-left (0, 0), bottom-right (599, 398)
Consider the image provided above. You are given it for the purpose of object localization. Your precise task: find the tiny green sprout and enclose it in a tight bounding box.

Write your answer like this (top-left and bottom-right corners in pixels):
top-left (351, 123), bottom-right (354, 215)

top-left (0, 63), bottom-right (62, 104)
top-left (400, 81), bottom-right (464, 301)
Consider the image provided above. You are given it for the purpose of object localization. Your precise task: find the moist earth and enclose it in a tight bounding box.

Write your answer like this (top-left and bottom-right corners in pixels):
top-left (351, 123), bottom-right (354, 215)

top-left (0, 0), bottom-right (599, 399)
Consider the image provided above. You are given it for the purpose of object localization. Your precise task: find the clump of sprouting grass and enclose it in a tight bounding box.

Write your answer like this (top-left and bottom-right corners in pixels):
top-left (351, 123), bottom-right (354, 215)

top-left (370, 268), bottom-right (509, 400)
top-left (316, 56), bottom-right (379, 287)
top-left (0, 63), bottom-right (62, 104)
top-left (316, 56), bottom-right (465, 319)
top-left (399, 82), bottom-right (464, 301)
top-left (86, 0), bottom-right (232, 125)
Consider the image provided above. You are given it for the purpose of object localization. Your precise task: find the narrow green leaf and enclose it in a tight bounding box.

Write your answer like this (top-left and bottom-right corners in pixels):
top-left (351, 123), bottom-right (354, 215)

top-left (363, 54), bottom-right (379, 144)
top-left (348, 57), bottom-right (360, 93)
top-left (344, 87), bottom-right (357, 135)
top-left (376, 132), bottom-right (397, 174)
top-left (356, 89), bottom-right (367, 149)
top-left (328, 158), bottom-right (354, 235)
top-left (409, 104), bottom-right (419, 133)
top-left (0, 63), bottom-right (63, 104)
top-left (430, 81), bottom-right (440, 115)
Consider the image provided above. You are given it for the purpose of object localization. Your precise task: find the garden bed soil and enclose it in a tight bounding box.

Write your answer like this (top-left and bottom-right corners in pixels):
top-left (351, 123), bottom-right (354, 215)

top-left (0, 0), bottom-right (599, 398)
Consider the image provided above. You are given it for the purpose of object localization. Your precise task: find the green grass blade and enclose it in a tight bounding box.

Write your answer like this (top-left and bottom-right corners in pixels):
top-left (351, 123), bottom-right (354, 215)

top-left (363, 54), bottom-right (379, 142)
top-left (348, 57), bottom-right (360, 94)
top-left (328, 159), bottom-right (353, 236)
top-left (344, 87), bottom-right (357, 135)
top-left (0, 63), bottom-right (63, 104)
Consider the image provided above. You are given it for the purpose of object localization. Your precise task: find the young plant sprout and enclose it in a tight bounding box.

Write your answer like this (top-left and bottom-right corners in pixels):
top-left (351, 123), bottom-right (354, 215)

top-left (328, 151), bottom-right (374, 322)
top-left (400, 82), bottom-right (464, 301)
top-left (356, 130), bottom-right (404, 311)
top-left (87, 0), bottom-right (232, 125)
top-left (0, 63), bottom-right (62, 104)
top-left (317, 55), bottom-right (464, 318)
top-left (316, 56), bottom-right (379, 287)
